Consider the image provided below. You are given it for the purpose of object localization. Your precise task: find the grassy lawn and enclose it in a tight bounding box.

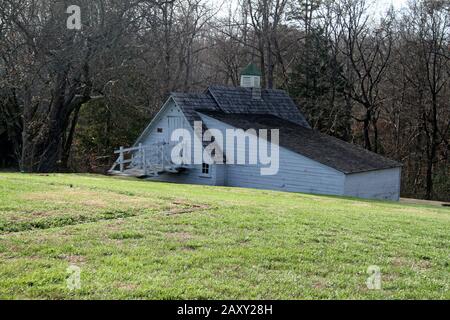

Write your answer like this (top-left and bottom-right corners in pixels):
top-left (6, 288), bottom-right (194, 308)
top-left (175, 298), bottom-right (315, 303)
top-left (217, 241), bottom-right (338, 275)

top-left (0, 173), bottom-right (448, 299)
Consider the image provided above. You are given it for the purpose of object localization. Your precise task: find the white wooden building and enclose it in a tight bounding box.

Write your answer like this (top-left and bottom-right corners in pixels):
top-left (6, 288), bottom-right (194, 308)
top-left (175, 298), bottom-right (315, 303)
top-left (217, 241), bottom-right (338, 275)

top-left (111, 64), bottom-right (402, 201)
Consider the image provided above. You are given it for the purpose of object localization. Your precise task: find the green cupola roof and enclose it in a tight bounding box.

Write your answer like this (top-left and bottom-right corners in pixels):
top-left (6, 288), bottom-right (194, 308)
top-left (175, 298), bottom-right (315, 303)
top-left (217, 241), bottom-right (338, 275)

top-left (240, 63), bottom-right (262, 76)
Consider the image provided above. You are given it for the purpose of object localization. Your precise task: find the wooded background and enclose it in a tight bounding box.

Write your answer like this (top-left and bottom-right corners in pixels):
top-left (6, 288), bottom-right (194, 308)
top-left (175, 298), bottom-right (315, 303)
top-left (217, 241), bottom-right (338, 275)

top-left (0, 0), bottom-right (448, 200)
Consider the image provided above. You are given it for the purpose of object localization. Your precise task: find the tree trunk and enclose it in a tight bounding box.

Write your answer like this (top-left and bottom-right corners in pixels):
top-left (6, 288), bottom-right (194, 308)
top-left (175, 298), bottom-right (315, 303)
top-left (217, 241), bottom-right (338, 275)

top-left (61, 104), bottom-right (82, 170)
top-left (425, 156), bottom-right (433, 200)
top-left (372, 117), bottom-right (378, 153)
top-left (425, 93), bottom-right (439, 200)
top-left (259, 37), bottom-right (266, 88)
top-left (21, 120), bottom-right (64, 172)
top-left (363, 110), bottom-right (372, 151)
top-left (20, 72), bottom-right (91, 173)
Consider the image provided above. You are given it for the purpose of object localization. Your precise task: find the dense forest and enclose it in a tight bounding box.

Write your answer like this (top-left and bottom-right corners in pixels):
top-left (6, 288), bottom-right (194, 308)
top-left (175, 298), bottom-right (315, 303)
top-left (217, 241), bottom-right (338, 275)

top-left (0, 0), bottom-right (448, 200)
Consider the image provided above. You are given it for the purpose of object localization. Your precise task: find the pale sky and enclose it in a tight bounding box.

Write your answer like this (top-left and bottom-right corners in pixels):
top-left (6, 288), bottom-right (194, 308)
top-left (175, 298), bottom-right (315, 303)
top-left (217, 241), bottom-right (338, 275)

top-left (373, 0), bottom-right (409, 12)
top-left (376, 0), bottom-right (409, 9)
top-left (371, 0), bottom-right (409, 18)
top-left (214, 0), bottom-right (411, 18)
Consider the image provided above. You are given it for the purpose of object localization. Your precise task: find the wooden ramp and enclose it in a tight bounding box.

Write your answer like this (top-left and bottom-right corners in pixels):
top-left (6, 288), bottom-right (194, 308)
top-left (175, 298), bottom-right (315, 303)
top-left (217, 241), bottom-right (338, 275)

top-left (109, 165), bottom-right (185, 178)
top-left (108, 143), bottom-right (186, 178)
top-left (109, 168), bottom-right (149, 178)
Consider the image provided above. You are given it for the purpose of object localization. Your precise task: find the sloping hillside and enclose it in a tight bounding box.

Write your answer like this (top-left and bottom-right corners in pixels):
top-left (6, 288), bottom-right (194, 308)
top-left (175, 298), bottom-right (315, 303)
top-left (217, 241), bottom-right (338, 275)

top-left (0, 173), bottom-right (448, 299)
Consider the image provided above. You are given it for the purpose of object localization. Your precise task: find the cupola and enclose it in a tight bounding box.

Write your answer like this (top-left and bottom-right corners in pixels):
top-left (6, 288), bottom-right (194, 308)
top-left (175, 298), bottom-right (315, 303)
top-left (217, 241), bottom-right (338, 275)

top-left (240, 63), bottom-right (262, 88)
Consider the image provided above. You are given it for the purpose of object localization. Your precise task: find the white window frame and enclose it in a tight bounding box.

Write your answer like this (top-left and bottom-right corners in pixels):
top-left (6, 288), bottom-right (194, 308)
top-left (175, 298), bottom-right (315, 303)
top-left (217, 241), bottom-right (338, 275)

top-left (241, 76), bottom-right (253, 87)
top-left (200, 163), bottom-right (211, 177)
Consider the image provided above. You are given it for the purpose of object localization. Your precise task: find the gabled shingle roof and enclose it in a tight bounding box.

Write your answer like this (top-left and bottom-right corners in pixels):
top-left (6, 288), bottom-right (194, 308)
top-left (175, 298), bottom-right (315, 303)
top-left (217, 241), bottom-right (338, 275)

top-left (171, 92), bottom-right (218, 126)
top-left (207, 86), bottom-right (311, 128)
top-left (171, 86), bottom-right (311, 129)
top-left (197, 111), bottom-right (402, 174)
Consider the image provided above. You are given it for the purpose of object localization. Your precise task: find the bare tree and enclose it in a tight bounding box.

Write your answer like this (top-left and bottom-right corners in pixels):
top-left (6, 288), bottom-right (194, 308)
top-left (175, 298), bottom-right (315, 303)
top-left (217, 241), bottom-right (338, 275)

top-left (398, 0), bottom-right (449, 199)
top-left (1, 0), bottom-right (164, 172)
top-left (244, 0), bottom-right (288, 88)
top-left (335, 0), bottom-right (394, 152)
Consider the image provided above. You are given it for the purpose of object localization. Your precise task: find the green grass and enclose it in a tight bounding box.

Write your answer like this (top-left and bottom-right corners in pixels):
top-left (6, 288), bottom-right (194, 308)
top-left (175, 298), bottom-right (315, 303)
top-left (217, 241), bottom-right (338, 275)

top-left (0, 173), bottom-right (448, 299)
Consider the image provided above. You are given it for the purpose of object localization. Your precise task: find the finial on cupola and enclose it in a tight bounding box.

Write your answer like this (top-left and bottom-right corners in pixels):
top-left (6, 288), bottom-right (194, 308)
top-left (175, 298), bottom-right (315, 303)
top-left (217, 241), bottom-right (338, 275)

top-left (240, 63), bottom-right (262, 89)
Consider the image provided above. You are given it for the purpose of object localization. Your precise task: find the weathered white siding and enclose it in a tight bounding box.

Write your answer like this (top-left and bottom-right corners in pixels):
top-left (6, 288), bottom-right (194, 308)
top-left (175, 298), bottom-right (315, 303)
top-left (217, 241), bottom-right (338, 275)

top-left (137, 99), bottom-right (218, 186)
top-left (140, 100), bottom-right (183, 146)
top-left (344, 167), bottom-right (401, 201)
top-left (199, 113), bottom-right (347, 195)
top-left (215, 164), bottom-right (227, 186)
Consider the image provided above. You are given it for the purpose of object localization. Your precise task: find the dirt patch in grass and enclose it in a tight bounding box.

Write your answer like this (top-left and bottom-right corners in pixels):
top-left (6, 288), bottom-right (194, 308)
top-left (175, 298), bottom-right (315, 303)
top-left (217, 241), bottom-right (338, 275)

top-left (103, 221), bottom-right (126, 231)
top-left (391, 257), bottom-right (432, 271)
top-left (165, 201), bottom-right (211, 216)
top-left (82, 199), bottom-right (108, 208)
top-left (171, 200), bottom-right (194, 206)
top-left (30, 211), bottom-right (52, 218)
top-left (59, 254), bottom-right (86, 264)
top-left (413, 260), bottom-right (432, 271)
top-left (116, 283), bottom-right (139, 291)
top-left (165, 231), bottom-right (193, 242)
top-left (312, 277), bottom-right (329, 289)
top-left (392, 257), bottom-right (410, 267)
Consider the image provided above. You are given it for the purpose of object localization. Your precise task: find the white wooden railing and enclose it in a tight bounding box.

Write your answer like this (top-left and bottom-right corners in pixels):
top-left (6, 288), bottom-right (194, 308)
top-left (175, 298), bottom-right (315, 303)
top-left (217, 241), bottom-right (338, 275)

top-left (109, 142), bottom-right (171, 176)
